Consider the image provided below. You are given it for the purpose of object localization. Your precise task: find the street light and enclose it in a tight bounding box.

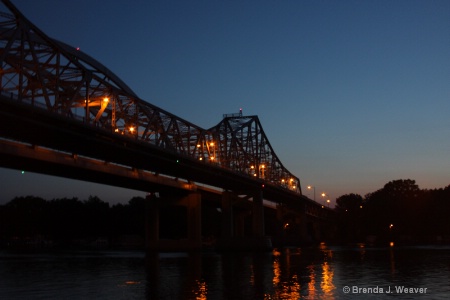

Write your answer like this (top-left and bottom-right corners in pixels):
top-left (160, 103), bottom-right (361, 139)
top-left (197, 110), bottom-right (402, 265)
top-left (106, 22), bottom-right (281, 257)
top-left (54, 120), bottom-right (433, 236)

top-left (321, 192), bottom-right (329, 207)
top-left (307, 185), bottom-right (316, 201)
top-left (320, 192), bottom-right (330, 208)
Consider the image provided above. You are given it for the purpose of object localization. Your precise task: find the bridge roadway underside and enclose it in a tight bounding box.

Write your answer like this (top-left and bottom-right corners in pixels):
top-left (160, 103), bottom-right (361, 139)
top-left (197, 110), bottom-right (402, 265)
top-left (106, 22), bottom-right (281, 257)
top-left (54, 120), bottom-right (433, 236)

top-left (0, 96), bottom-right (303, 205)
top-left (0, 97), bottom-right (335, 250)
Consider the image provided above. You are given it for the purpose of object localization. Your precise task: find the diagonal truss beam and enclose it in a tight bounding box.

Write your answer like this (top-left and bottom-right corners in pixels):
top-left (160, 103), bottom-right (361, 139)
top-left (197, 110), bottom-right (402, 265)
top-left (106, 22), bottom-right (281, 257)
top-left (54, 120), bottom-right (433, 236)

top-left (210, 113), bottom-right (301, 193)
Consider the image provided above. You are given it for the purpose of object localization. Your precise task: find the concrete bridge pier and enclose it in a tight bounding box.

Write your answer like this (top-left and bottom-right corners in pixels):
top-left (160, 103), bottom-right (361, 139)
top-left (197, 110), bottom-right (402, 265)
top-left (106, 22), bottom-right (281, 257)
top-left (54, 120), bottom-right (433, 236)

top-left (217, 190), bottom-right (272, 251)
top-left (252, 189), bottom-right (265, 238)
top-left (145, 194), bottom-right (160, 249)
top-left (274, 204), bottom-right (313, 246)
top-left (251, 189), bottom-right (273, 250)
top-left (220, 191), bottom-right (234, 240)
top-left (145, 191), bottom-right (202, 252)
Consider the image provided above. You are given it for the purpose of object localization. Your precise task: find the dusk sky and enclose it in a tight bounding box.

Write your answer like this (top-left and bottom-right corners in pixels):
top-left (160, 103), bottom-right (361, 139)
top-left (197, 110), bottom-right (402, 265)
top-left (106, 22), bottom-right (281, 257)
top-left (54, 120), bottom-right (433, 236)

top-left (1, 0), bottom-right (449, 206)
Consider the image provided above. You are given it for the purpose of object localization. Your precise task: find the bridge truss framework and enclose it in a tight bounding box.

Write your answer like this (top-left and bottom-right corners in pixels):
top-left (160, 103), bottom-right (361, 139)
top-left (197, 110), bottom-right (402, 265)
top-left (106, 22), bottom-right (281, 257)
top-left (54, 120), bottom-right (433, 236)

top-left (0, 0), bottom-right (301, 195)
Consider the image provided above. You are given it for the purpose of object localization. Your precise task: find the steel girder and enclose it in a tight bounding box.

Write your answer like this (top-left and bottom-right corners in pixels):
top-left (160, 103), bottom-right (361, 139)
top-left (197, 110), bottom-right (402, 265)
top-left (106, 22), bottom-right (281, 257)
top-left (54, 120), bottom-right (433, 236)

top-left (210, 114), bottom-right (301, 193)
top-left (0, 0), bottom-right (212, 159)
top-left (0, 0), bottom-right (302, 195)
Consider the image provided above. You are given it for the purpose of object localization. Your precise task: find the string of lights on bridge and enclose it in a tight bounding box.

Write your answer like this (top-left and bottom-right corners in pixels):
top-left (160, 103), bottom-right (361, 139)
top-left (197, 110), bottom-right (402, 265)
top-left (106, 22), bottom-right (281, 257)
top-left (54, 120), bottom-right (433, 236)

top-left (91, 97), bottom-right (299, 192)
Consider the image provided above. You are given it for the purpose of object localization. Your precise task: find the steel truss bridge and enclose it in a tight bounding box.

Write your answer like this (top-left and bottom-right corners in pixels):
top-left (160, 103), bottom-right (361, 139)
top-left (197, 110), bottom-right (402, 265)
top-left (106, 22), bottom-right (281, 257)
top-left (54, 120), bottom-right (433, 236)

top-left (0, 1), bottom-right (326, 211)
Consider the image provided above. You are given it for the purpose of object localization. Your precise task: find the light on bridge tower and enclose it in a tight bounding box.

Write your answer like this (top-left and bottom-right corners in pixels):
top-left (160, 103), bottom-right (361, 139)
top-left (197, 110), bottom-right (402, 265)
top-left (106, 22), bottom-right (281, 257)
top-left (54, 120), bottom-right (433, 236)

top-left (111, 96), bottom-right (116, 130)
top-left (208, 141), bottom-right (216, 162)
top-left (259, 164), bottom-right (265, 179)
top-left (85, 94), bottom-right (90, 124)
top-left (196, 144), bottom-right (204, 161)
top-left (290, 178), bottom-right (296, 191)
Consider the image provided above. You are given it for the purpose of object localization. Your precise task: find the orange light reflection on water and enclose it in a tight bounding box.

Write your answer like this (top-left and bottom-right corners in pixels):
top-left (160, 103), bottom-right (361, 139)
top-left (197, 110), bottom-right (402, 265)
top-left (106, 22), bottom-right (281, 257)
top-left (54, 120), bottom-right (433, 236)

top-left (269, 245), bottom-right (336, 299)
top-left (191, 279), bottom-right (207, 300)
top-left (272, 249), bottom-right (281, 286)
top-left (270, 248), bottom-right (302, 299)
top-left (321, 261), bottom-right (335, 294)
top-left (307, 264), bottom-right (317, 298)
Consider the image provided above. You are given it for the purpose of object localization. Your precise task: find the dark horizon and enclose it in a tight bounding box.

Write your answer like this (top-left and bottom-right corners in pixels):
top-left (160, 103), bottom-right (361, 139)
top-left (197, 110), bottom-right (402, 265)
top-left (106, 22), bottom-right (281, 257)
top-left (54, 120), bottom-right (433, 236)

top-left (1, 0), bottom-right (449, 205)
top-left (1, 179), bottom-right (449, 249)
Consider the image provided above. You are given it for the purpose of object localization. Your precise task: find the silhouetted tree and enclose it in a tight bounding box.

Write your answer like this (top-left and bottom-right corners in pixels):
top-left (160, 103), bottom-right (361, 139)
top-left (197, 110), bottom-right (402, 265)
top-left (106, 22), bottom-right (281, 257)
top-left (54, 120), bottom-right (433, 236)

top-left (4, 196), bottom-right (48, 237)
top-left (127, 196), bottom-right (146, 236)
top-left (421, 186), bottom-right (450, 240)
top-left (335, 194), bottom-right (364, 242)
top-left (47, 197), bottom-right (85, 242)
top-left (363, 179), bottom-right (437, 243)
top-left (83, 196), bottom-right (110, 237)
top-left (0, 195), bottom-right (149, 248)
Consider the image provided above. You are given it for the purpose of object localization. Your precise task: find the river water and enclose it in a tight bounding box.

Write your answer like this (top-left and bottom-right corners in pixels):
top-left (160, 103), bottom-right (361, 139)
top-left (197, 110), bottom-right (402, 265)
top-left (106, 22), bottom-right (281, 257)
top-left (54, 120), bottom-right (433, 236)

top-left (0, 244), bottom-right (449, 299)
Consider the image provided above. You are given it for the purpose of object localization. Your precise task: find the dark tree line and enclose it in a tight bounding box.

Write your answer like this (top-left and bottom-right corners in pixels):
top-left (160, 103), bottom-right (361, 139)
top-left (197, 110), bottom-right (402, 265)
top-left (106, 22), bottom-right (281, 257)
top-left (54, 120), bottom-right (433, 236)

top-left (334, 179), bottom-right (450, 244)
top-left (0, 195), bottom-right (148, 248)
top-left (1, 178), bottom-right (449, 248)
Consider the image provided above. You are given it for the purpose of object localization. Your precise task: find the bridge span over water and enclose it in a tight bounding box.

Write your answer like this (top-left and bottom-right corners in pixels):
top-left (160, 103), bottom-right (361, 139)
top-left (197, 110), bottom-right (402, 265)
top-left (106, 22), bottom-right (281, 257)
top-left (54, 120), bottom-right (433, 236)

top-left (0, 0), bottom-right (333, 250)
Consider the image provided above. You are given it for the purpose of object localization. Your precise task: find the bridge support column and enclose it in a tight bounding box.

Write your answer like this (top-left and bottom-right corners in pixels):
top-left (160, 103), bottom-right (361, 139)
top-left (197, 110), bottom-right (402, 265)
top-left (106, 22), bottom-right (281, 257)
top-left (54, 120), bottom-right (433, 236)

top-left (252, 189), bottom-right (265, 237)
top-left (300, 211), bottom-right (310, 243)
top-left (235, 211), bottom-right (246, 237)
top-left (145, 191), bottom-right (202, 252)
top-left (221, 191), bottom-right (234, 239)
top-left (184, 192), bottom-right (202, 249)
top-left (217, 190), bottom-right (271, 251)
top-left (145, 193), bottom-right (160, 250)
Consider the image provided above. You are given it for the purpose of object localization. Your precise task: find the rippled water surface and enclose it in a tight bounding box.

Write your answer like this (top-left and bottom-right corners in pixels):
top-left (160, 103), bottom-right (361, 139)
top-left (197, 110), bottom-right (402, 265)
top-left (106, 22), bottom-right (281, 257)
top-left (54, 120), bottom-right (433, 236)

top-left (0, 245), bottom-right (449, 299)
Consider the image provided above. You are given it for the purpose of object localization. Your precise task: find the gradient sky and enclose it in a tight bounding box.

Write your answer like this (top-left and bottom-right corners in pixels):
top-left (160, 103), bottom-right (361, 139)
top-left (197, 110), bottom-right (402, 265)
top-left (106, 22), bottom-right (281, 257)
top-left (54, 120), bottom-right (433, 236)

top-left (1, 0), bottom-right (449, 206)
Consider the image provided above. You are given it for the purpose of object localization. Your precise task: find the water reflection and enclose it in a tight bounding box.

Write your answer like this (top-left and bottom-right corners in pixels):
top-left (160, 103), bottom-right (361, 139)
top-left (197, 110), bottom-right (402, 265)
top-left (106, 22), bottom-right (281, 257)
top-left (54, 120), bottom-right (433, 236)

top-left (307, 264), bottom-right (317, 298)
top-left (144, 244), bottom-right (337, 299)
top-left (1, 245), bottom-right (449, 299)
top-left (192, 279), bottom-right (207, 300)
top-left (321, 262), bottom-right (335, 294)
top-left (145, 245), bottom-right (450, 299)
